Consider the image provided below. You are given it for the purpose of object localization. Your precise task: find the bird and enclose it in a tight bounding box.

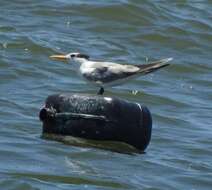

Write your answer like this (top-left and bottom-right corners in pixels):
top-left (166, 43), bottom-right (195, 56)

top-left (50, 52), bottom-right (172, 95)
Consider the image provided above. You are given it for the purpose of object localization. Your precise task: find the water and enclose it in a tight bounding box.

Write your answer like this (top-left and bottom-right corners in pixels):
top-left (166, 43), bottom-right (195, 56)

top-left (0, 0), bottom-right (212, 189)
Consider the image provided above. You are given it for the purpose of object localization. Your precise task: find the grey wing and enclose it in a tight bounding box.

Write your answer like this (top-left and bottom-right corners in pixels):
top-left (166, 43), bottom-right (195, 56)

top-left (82, 58), bottom-right (172, 84)
top-left (82, 66), bottom-right (137, 83)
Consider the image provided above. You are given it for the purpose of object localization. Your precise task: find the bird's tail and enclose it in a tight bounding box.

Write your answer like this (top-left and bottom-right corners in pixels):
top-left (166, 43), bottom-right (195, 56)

top-left (137, 58), bottom-right (173, 74)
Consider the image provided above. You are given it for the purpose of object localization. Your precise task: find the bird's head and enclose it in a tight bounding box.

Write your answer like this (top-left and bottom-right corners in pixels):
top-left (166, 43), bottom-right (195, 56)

top-left (50, 52), bottom-right (89, 64)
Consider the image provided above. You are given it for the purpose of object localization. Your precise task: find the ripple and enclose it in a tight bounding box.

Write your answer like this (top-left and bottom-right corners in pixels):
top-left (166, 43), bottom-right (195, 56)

top-left (0, 26), bottom-right (16, 32)
top-left (8, 172), bottom-right (131, 189)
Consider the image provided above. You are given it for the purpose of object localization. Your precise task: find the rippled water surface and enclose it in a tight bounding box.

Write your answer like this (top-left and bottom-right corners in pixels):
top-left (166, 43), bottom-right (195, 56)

top-left (1, 0), bottom-right (212, 189)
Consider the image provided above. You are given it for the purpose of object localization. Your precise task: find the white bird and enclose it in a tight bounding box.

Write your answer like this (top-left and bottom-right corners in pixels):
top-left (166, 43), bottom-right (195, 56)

top-left (50, 52), bottom-right (172, 95)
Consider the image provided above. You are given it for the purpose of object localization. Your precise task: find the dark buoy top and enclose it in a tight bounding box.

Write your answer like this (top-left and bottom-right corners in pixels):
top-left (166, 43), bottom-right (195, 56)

top-left (39, 93), bottom-right (152, 151)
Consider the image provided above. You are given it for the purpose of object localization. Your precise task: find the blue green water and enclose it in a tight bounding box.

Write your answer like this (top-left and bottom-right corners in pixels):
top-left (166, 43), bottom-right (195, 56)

top-left (0, 1), bottom-right (212, 189)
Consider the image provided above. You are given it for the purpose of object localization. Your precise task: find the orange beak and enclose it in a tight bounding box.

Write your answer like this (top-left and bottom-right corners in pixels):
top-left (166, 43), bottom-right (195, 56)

top-left (49, 54), bottom-right (68, 61)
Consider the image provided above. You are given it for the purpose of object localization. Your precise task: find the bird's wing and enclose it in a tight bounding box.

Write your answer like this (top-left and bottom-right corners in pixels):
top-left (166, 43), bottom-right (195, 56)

top-left (134, 58), bottom-right (172, 74)
top-left (82, 58), bottom-right (172, 84)
top-left (82, 63), bottom-right (139, 84)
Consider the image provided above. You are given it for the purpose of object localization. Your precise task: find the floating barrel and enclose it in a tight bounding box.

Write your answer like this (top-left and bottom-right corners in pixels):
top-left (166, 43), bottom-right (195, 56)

top-left (39, 93), bottom-right (152, 151)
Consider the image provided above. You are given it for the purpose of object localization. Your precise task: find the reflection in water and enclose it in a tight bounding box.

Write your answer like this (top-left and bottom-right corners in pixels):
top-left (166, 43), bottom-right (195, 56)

top-left (42, 134), bottom-right (141, 155)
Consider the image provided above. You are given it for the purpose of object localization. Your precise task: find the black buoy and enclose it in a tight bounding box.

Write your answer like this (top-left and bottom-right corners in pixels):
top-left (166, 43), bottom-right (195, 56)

top-left (39, 93), bottom-right (152, 152)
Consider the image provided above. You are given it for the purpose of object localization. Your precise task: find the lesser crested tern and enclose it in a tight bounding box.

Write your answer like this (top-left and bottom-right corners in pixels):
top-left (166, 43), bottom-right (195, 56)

top-left (50, 52), bottom-right (172, 95)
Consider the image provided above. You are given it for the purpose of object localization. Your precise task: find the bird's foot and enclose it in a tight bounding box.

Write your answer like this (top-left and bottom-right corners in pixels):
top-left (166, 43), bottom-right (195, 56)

top-left (97, 87), bottom-right (104, 95)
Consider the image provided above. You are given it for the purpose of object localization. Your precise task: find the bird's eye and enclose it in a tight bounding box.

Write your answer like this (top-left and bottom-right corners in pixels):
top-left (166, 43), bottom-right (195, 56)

top-left (71, 54), bottom-right (75, 58)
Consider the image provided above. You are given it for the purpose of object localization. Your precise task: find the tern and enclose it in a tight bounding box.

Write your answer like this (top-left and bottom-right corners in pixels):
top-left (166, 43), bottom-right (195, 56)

top-left (50, 52), bottom-right (172, 95)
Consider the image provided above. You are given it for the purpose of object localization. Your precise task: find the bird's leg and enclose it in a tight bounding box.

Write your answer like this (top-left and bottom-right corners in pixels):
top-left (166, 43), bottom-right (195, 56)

top-left (97, 87), bottom-right (104, 95)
